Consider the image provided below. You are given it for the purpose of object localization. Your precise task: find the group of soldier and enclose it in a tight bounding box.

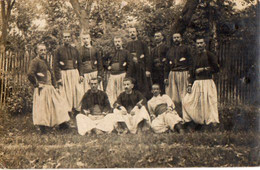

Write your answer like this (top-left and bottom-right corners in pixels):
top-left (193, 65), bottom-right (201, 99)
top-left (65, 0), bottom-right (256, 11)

top-left (28, 26), bottom-right (220, 135)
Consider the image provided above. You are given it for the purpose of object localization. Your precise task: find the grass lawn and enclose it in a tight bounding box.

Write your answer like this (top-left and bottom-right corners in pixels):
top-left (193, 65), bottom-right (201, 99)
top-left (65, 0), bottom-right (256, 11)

top-left (0, 106), bottom-right (259, 168)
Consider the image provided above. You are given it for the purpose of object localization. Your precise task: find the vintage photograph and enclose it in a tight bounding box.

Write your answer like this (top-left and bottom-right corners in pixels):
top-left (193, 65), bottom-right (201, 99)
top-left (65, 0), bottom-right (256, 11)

top-left (0, 0), bottom-right (259, 168)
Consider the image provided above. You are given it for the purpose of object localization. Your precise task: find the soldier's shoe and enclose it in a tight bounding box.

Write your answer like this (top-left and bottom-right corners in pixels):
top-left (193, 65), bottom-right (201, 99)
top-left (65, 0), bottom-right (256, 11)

top-left (93, 128), bottom-right (105, 135)
top-left (174, 123), bottom-right (185, 134)
top-left (39, 125), bottom-right (46, 135)
top-left (59, 122), bottom-right (69, 130)
top-left (115, 122), bottom-right (128, 135)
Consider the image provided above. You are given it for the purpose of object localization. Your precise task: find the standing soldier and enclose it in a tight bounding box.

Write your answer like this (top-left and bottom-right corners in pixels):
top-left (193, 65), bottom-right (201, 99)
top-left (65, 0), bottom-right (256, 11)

top-left (182, 37), bottom-right (220, 130)
top-left (105, 36), bottom-right (133, 105)
top-left (126, 27), bottom-right (152, 99)
top-left (78, 32), bottom-right (103, 93)
top-left (164, 32), bottom-right (192, 117)
top-left (150, 32), bottom-right (168, 94)
top-left (53, 30), bottom-right (82, 114)
top-left (28, 43), bottom-right (70, 134)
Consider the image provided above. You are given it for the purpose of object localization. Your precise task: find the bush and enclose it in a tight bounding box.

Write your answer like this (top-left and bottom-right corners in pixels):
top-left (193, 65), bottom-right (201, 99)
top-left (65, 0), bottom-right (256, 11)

top-left (5, 76), bottom-right (33, 116)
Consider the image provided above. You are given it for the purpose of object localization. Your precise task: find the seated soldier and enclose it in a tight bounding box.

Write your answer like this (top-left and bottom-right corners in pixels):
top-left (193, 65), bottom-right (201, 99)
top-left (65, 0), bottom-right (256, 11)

top-left (113, 77), bottom-right (151, 134)
top-left (76, 78), bottom-right (117, 135)
top-left (148, 84), bottom-right (184, 134)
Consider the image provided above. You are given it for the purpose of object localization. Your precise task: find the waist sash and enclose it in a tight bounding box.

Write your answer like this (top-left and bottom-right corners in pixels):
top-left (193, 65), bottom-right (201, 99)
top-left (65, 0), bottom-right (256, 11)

top-left (67, 60), bottom-right (74, 69)
top-left (82, 61), bottom-right (96, 73)
top-left (154, 103), bottom-right (168, 116)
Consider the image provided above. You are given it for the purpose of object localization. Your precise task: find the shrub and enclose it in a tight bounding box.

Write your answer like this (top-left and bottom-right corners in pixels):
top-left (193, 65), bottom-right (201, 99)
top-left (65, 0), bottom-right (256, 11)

top-left (5, 75), bottom-right (33, 116)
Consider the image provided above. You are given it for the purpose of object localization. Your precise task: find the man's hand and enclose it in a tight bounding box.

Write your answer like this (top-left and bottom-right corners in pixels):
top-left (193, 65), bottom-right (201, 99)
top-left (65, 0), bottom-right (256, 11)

top-left (145, 71), bottom-right (151, 77)
top-left (204, 67), bottom-right (211, 71)
top-left (102, 112), bottom-right (107, 115)
top-left (108, 66), bottom-right (112, 70)
top-left (130, 110), bottom-right (135, 116)
top-left (57, 80), bottom-right (63, 87)
top-left (136, 99), bottom-right (143, 109)
top-left (167, 106), bottom-right (173, 112)
top-left (187, 84), bottom-right (192, 94)
top-left (164, 79), bottom-right (169, 86)
top-left (151, 114), bottom-right (156, 121)
top-left (133, 57), bottom-right (138, 63)
top-left (83, 109), bottom-right (90, 115)
top-left (79, 76), bottom-right (84, 83)
top-left (121, 108), bottom-right (128, 115)
top-left (195, 68), bottom-right (204, 74)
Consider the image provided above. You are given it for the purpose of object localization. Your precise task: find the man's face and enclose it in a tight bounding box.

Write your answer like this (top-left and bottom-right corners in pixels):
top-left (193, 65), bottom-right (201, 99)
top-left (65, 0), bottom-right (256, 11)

top-left (154, 32), bottom-right (163, 44)
top-left (196, 39), bottom-right (206, 51)
top-left (152, 84), bottom-right (161, 97)
top-left (123, 80), bottom-right (134, 92)
top-left (82, 34), bottom-right (91, 46)
top-left (114, 38), bottom-right (123, 50)
top-left (63, 32), bottom-right (71, 45)
top-left (90, 79), bottom-right (99, 92)
top-left (37, 45), bottom-right (47, 59)
top-left (129, 28), bottom-right (137, 40)
top-left (172, 33), bottom-right (182, 45)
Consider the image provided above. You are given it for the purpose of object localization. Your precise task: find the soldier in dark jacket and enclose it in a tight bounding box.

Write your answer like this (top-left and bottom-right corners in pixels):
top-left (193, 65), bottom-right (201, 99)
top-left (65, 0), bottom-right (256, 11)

top-left (28, 43), bottom-right (70, 134)
top-left (53, 30), bottom-right (82, 113)
top-left (183, 37), bottom-right (220, 130)
top-left (164, 32), bottom-right (192, 117)
top-left (105, 36), bottom-right (133, 105)
top-left (150, 32), bottom-right (168, 94)
top-left (126, 27), bottom-right (152, 99)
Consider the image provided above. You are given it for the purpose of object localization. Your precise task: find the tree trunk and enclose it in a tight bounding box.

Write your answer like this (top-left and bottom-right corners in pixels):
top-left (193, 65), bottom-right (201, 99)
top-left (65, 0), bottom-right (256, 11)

top-left (69, 0), bottom-right (93, 32)
top-left (171, 0), bottom-right (200, 34)
top-left (0, 0), bottom-right (16, 52)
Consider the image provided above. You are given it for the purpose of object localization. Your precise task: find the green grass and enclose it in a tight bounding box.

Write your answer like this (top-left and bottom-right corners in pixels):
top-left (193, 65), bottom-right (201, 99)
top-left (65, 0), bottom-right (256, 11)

top-left (0, 107), bottom-right (259, 168)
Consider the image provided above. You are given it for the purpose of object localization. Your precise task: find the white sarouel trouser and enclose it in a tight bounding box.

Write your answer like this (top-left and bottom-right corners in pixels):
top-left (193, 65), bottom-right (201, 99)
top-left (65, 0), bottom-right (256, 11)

top-left (151, 111), bottom-right (183, 133)
top-left (166, 71), bottom-right (188, 115)
top-left (106, 73), bottom-right (126, 106)
top-left (76, 113), bottom-right (118, 135)
top-left (32, 84), bottom-right (70, 127)
top-left (182, 79), bottom-right (219, 125)
top-left (60, 69), bottom-right (82, 111)
top-left (113, 106), bottom-right (151, 134)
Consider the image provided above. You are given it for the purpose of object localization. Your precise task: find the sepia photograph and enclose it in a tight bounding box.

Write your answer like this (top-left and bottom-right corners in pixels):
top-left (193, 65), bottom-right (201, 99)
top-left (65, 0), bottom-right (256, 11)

top-left (0, 0), bottom-right (259, 168)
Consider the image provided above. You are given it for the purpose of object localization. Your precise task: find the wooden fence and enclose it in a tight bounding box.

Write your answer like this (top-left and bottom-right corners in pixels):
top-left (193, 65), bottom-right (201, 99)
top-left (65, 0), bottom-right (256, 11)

top-left (0, 41), bottom-right (258, 108)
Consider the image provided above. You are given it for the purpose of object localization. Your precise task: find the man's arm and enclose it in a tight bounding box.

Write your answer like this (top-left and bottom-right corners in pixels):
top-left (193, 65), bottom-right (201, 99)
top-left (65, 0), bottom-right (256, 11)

top-left (75, 49), bottom-right (83, 76)
top-left (53, 49), bottom-right (61, 82)
top-left (103, 92), bottom-right (112, 113)
top-left (96, 49), bottom-right (104, 79)
top-left (27, 59), bottom-right (38, 87)
top-left (207, 51), bottom-right (220, 74)
top-left (125, 51), bottom-right (133, 78)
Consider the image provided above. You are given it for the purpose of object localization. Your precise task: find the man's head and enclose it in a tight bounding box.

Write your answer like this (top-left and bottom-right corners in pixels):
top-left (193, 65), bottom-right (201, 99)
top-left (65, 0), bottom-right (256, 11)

top-left (172, 33), bottom-right (182, 46)
top-left (123, 77), bottom-right (135, 93)
top-left (89, 78), bottom-right (99, 93)
top-left (196, 38), bottom-right (206, 52)
top-left (151, 84), bottom-right (161, 97)
top-left (154, 32), bottom-right (164, 44)
top-left (81, 33), bottom-right (91, 47)
top-left (37, 43), bottom-right (47, 59)
top-left (114, 36), bottom-right (123, 50)
top-left (62, 30), bottom-right (72, 46)
top-left (128, 27), bottom-right (138, 40)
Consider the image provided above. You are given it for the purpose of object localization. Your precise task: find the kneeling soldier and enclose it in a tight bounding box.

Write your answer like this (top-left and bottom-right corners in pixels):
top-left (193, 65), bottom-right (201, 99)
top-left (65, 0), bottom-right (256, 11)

top-left (148, 84), bottom-right (184, 134)
top-left (76, 78), bottom-right (118, 135)
top-left (113, 78), bottom-right (151, 134)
